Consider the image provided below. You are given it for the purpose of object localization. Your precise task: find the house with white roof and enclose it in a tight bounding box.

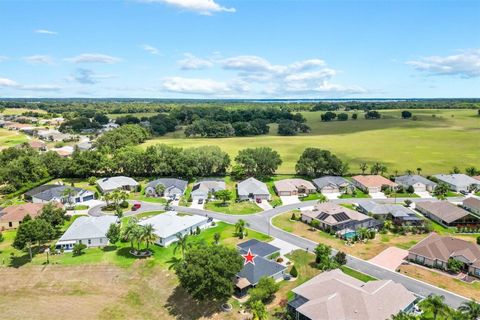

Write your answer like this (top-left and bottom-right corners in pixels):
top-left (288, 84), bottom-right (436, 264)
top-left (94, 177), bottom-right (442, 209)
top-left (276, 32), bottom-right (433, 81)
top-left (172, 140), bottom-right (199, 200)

top-left (395, 174), bottom-right (437, 193)
top-left (433, 174), bottom-right (480, 192)
top-left (56, 216), bottom-right (118, 251)
top-left (139, 211), bottom-right (209, 247)
top-left (96, 176), bottom-right (139, 193)
top-left (237, 177), bottom-right (271, 201)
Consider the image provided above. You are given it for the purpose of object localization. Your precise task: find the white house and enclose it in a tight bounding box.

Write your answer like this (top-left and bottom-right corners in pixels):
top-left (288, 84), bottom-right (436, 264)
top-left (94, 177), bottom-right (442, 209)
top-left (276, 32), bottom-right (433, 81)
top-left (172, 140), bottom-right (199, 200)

top-left (237, 177), bottom-right (271, 201)
top-left (395, 175), bottom-right (437, 193)
top-left (56, 216), bottom-right (118, 251)
top-left (433, 174), bottom-right (480, 192)
top-left (96, 176), bottom-right (139, 193)
top-left (139, 211), bottom-right (209, 247)
top-left (25, 185), bottom-right (95, 204)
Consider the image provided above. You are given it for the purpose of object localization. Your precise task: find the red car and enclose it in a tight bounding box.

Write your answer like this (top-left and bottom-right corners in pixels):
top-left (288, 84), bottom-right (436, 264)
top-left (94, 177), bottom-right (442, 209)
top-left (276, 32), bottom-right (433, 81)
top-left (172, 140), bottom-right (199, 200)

top-left (132, 203), bottom-right (141, 211)
top-left (255, 198), bottom-right (262, 204)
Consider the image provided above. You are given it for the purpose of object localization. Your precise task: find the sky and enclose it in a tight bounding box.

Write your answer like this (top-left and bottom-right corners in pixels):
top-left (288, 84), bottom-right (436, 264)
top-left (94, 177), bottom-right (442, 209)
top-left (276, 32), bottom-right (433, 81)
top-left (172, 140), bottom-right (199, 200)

top-left (0, 0), bottom-right (479, 99)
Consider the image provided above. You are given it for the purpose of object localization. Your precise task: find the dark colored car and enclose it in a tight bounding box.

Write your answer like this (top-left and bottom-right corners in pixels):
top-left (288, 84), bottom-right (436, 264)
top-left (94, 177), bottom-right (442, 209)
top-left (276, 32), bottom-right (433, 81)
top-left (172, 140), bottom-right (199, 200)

top-left (256, 198), bottom-right (262, 204)
top-left (132, 203), bottom-right (141, 211)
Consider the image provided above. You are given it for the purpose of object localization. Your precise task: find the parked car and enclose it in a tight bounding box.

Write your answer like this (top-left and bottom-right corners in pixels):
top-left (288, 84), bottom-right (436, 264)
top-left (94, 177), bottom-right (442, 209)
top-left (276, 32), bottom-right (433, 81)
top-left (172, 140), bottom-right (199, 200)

top-left (132, 203), bottom-right (141, 211)
top-left (460, 190), bottom-right (469, 195)
top-left (198, 198), bottom-right (204, 204)
top-left (256, 198), bottom-right (262, 204)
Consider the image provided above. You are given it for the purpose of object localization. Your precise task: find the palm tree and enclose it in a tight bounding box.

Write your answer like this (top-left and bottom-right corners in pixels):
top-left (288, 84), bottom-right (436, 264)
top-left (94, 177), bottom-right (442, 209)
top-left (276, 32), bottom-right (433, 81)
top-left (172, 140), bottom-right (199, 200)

top-left (383, 220), bottom-right (393, 231)
top-left (359, 163), bottom-right (368, 174)
top-left (103, 192), bottom-right (113, 207)
top-left (62, 187), bottom-right (76, 209)
top-left (235, 219), bottom-right (249, 239)
top-left (390, 311), bottom-right (417, 320)
top-left (357, 227), bottom-right (369, 242)
top-left (122, 217), bottom-right (139, 249)
top-left (459, 299), bottom-right (480, 320)
top-left (405, 169), bottom-right (413, 176)
top-left (141, 224), bottom-right (157, 250)
top-left (433, 183), bottom-right (449, 200)
top-left (466, 167), bottom-right (478, 177)
top-left (213, 232), bottom-right (221, 245)
top-left (417, 167), bottom-right (422, 175)
top-left (421, 295), bottom-right (449, 320)
top-left (154, 183), bottom-right (165, 197)
top-left (173, 232), bottom-right (189, 259)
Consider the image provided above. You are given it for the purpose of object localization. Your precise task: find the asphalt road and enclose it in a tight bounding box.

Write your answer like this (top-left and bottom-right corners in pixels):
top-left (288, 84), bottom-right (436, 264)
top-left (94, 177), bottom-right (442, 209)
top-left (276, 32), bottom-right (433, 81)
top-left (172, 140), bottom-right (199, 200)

top-left (88, 196), bottom-right (470, 308)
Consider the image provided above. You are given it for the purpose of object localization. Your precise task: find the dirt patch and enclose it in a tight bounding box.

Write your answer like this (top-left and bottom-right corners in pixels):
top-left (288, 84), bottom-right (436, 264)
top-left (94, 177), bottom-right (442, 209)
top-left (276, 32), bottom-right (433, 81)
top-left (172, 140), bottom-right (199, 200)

top-left (0, 262), bottom-right (242, 320)
top-left (398, 264), bottom-right (480, 301)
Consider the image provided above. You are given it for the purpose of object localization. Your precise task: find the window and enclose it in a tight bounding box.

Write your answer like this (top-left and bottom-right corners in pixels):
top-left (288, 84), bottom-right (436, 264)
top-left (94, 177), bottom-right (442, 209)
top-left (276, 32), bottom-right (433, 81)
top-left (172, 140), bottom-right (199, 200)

top-left (88, 239), bottom-right (92, 245)
top-left (8, 221), bottom-right (13, 227)
top-left (475, 268), bottom-right (480, 277)
top-left (416, 256), bottom-right (425, 264)
top-left (79, 240), bottom-right (82, 244)
top-left (100, 238), bottom-right (103, 244)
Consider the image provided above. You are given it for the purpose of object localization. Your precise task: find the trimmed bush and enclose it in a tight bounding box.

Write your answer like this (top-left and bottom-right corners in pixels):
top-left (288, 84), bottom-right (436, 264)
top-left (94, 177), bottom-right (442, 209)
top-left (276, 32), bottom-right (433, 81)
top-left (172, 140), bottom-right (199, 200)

top-left (290, 265), bottom-right (298, 277)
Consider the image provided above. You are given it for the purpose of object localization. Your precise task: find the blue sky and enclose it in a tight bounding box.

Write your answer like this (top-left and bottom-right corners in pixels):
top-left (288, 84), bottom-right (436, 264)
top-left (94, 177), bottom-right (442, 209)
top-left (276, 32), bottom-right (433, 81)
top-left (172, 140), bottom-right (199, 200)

top-left (0, 0), bottom-right (479, 98)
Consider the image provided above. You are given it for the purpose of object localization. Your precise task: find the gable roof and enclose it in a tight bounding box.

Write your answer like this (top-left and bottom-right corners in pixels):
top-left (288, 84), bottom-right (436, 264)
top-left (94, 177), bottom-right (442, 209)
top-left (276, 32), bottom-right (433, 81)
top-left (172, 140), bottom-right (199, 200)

top-left (352, 175), bottom-right (397, 188)
top-left (416, 201), bottom-right (474, 224)
top-left (96, 176), bottom-right (139, 191)
top-left (191, 179), bottom-right (226, 196)
top-left (409, 232), bottom-right (480, 266)
top-left (274, 179), bottom-right (315, 193)
top-left (0, 203), bottom-right (61, 223)
top-left (395, 175), bottom-right (437, 187)
top-left (146, 178), bottom-right (188, 192)
top-left (58, 216), bottom-right (118, 242)
top-left (237, 239), bottom-right (280, 257)
top-left (473, 176), bottom-right (480, 182)
top-left (302, 202), bottom-right (372, 226)
top-left (463, 197), bottom-right (480, 211)
top-left (312, 176), bottom-right (353, 189)
top-left (237, 249), bottom-right (286, 285)
top-left (291, 269), bottom-right (416, 320)
top-left (139, 211), bottom-right (208, 238)
top-left (359, 201), bottom-right (418, 218)
top-left (237, 177), bottom-right (269, 196)
top-left (433, 174), bottom-right (480, 187)
top-left (26, 185), bottom-right (92, 201)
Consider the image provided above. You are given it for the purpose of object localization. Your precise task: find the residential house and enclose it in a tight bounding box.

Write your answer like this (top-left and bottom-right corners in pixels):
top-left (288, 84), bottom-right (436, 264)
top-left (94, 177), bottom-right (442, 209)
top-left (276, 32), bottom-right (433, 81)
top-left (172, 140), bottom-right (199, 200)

top-left (395, 175), bottom-right (437, 192)
top-left (351, 175), bottom-right (398, 193)
top-left (191, 179), bottom-right (226, 201)
top-left (237, 177), bottom-right (271, 201)
top-left (312, 176), bottom-right (354, 194)
top-left (274, 179), bottom-right (316, 196)
top-left (76, 140), bottom-right (93, 151)
top-left (473, 176), bottom-right (480, 182)
top-left (288, 269), bottom-right (417, 320)
top-left (463, 197), bottom-right (480, 215)
top-left (0, 203), bottom-right (62, 230)
top-left (96, 176), bottom-right (139, 193)
top-left (415, 200), bottom-right (480, 227)
top-left (358, 201), bottom-right (423, 225)
top-left (235, 240), bottom-right (286, 296)
top-left (25, 185), bottom-right (95, 204)
top-left (301, 202), bottom-right (381, 238)
top-left (56, 216), bottom-right (118, 251)
top-left (408, 232), bottom-right (480, 278)
top-left (27, 140), bottom-right (47, 151)
top-left (145, 178), bottom-right (188, 198)
top-left (433, 174), bottom-right (480, 192)
top-left (139, 211), bottom-right (209, 247)
top-left (52, 146), bottom-right (75, 158)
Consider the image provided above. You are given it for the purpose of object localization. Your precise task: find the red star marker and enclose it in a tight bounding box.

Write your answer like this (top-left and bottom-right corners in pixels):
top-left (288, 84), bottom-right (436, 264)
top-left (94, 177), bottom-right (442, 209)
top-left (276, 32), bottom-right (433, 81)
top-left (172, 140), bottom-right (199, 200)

top-left (243, 248), bottom-right (257, 266)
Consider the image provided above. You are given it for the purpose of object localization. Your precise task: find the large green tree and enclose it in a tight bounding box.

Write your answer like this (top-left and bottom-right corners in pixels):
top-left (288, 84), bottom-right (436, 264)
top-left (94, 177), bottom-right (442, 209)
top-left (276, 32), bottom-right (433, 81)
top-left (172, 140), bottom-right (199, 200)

top-left (174, 243), bottom-right (243, 301)
top-left (295, 148), bottom-right (347, 178)
top-left (235, 147), bottom-right (282, 178)
top-left (13, 218), bottom-right (55, 260)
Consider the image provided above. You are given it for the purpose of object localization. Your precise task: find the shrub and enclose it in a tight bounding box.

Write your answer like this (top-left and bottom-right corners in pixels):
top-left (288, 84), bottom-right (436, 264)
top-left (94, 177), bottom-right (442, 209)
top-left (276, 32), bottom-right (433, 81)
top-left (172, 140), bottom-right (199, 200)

top-left (406, 185), bottom-right (415, 194)
top-left (276, 257), bottom-right (284, 263)
top-left (290, 265), bottom-right (298, 277)
top-left (405, 199), bottom-right (412, 207)
top-left (119, 200), bottom-right (129, 208)
top-left (291, 212), bottom-right (297, 220)
top-left (0, 231), bottom-right (4, 243)
top-left (477, 236), bottom-right (480, 245)
top-left (447, 258), bottom-right (463, 273)
top-left (368, 230), bottom-right (376, 239)
top-left (334, 251), bottom-right (347, 265)
top-left (196, 226), bottom-right (201, 235)
top-left (87, 176), bottom-right (97, 185)
top-left (72, 243), bottom-right (87, 256)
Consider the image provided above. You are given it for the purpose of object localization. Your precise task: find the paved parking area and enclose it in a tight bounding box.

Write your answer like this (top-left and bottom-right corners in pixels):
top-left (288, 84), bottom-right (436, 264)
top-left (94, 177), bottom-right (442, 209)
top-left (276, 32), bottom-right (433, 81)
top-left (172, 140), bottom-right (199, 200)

top-left (369, 246), bottom-right (408, 271)
top-left (257, 200), bottom-right (273, 210)
top-left (280, 195), bottom-right (300, 205)
top-left (269, 238), bottom-right (300, 256)
top-left (415, 191), bottom-right (433, 198)
top-left (324, 192), bottom-right (341, 200)
top-left (190, 200), bottom-right (204, 209)
top-left (370, 192), bottom-right (387, 199)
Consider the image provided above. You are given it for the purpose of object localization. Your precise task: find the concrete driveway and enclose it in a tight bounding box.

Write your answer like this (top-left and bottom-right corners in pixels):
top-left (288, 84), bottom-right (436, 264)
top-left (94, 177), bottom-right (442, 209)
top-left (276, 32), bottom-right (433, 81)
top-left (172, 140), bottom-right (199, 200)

top-left (280, 195), bottom-right (300, 205)
top-left (324, 192), bottom-right (341, 200)
top-left (415, 191), bottom-right (433, 199)
top-left (370, 192), bottom-right (387, 199)
top-left (190, 200), bottom-right (204, 209)
top-left (369, 247), bottom-right (408, 271)
top-left (269, 238), bottom-right (300, 256)
top-left (257, 200), bottom-right (273, 210)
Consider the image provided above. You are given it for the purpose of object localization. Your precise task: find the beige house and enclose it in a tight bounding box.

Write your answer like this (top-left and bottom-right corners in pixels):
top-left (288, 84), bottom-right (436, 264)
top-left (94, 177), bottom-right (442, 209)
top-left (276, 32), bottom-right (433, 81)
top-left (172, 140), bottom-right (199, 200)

top-left (288, 269), bottom-right (417, 320)
top-left (351, 175), bottom-right (398, 193)
top-left (0, 203), bottom-right (62, 230)
top-left (415, 200), bottom-right (479, 227)
top-left (463, 197), bottom-right (480, 215)
top-left (408, 232), bottom-right (480, 278)
top-left (274, 179), bottom-right (316, 196)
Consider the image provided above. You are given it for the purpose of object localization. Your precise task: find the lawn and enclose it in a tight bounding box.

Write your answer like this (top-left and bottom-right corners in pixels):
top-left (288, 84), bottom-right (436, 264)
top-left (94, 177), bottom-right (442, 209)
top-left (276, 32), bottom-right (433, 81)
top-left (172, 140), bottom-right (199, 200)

top-left (388, 192), bottom-right (419, 198)
top-left (339, 265), bottom-right (377, 282)
top-left (339, 189), bottom-right (370, 199)
top-left (272, 211), bottom-right (429, 259)
top-left (299, 192), bottom-right (324, 201)
top-left (0, 128), bottom-right (28, 149)
top-left (204, 200), bottom-right (262, 215)
top-left (142, 109), bottom-right (480, 175)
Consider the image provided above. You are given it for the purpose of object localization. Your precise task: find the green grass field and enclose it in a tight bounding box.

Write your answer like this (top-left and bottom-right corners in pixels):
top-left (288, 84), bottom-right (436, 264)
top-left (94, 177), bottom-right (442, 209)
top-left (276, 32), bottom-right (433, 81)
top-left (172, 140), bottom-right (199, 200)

top-left (0, 128), bottom-right (28, 149)
top-left (142, 109), bottom-right (480, 175)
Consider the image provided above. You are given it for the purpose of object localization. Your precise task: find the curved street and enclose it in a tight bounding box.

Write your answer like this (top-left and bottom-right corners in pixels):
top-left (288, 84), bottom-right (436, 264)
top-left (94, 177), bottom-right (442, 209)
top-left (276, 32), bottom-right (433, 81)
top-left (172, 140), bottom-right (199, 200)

top-left (88, 196), bottom-right (470, 308)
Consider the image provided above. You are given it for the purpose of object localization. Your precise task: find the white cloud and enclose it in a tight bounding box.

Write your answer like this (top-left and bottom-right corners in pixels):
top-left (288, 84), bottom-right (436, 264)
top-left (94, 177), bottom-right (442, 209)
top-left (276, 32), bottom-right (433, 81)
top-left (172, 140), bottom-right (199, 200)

top-left (0, 56), bottom-right (9, 62)
top-left (68, 68), bottom-right (113, 85)
top-left (178, 53), bottom-right (213, 70)
top-left (65, 53), bottom-right (122, 64)
top-left (407, 49), bottom-right (480, 78)
top-left (22, 55), bottom-right (54, 65)
top-left (284, 69), bottom-right (337, 82)
top-left (142, 44), bottom-right (160, 55)
top-left (222, 55), bottom-right (284, 73)
top-left (0, 78), bottom-right (19, 87)
top-left (162, 76), bottom-right (238, 95)
top-left (140, 0), bottom-right (235, 15)
top-left (34, 29), bottom-right (58, 35)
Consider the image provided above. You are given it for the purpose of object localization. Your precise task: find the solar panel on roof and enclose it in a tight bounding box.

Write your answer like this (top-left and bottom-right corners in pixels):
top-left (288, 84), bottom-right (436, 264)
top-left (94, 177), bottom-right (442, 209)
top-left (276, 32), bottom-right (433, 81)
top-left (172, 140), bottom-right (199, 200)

top-left (316, 212), bottom-right (330, 220)
top-left (332, 212), bottom-right (350, 222)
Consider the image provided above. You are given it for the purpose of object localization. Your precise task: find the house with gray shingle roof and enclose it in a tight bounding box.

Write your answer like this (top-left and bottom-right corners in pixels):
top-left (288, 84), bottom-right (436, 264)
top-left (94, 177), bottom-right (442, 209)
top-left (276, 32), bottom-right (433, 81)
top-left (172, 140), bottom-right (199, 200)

top-left (395, 175), bottom-right (437, 192)
top-left (96, 176), bottom-right (139, 193)
top-left (25, 185), bottom-right (94, 204)
top-left (237, 177), bottom-right (270, 201)
top-left (358, 201), bottom-right (423, 225)
top-left (145, 178), bottom-right (188, 198)
top-left (433, 174), bottom-right (480, 192)
top-left (312, 176), bottom-right (354, 194)
top-left (235, 240), bottom-right (286, 296)
top-left (190, 179), bottom-right (226, 201)
top-left (463, 197), bottom-right (480, 215)
top-left (415, 200), bottom-right (480, 226)
top-left (56, 216), bottom-right (118, 251)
